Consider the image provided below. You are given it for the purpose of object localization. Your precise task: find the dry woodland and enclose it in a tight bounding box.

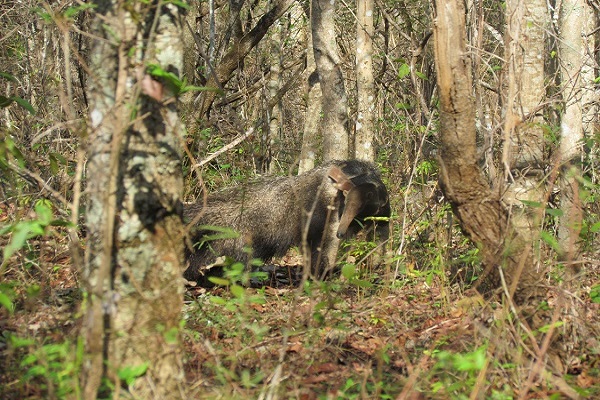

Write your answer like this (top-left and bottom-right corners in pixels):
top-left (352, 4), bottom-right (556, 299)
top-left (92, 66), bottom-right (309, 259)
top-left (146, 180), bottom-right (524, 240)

top-left (1, 0), bottom-right (599, 399)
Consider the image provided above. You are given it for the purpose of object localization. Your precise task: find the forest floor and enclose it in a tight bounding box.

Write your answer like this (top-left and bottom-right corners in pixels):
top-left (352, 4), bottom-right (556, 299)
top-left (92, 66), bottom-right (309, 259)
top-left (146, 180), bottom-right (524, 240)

top-left (181, 259), bottom-right (600, 399)
top-left (1, 247), bottom-right (599, 399)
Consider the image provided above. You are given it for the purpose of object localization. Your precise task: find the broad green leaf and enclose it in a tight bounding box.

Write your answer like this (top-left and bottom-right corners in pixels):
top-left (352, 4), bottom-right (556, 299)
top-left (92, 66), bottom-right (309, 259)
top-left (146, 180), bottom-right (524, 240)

top-left (164, 327), bottom-right (179, 345)
top-left (341, 263), bottom-right (356, 279)
top-left (545, 208), bottom-right (563, 217)
top-left (210, 296), bottom-right (227, 305)
top-left (208, 277), bottom-right (230, 286)
top-left (118, 363), bottom-right (149, 386)
top-left (5, 137), bottom-right (26, 167)
top-left (166, 0), bottom-right (190, 9)
top-left (0, 291), bottom-right (14, 314)
top-left (9, 335), bottom-right (35, 348)
top-left (20, 353), bottom-right (39, 367)
top-left (397, 63), bottom-right (410, 79)
top-left (230, 284), bottom-right (245, 298)
top-left (3, 223), bottom-right (30, 261)
top-left (352, 279), bottom-right (373, 288)
top-left (590, 284), bottom-right (600, 304)
top-left (35, 201), bottom-right (53, 226)
top-left (539, 231), bottom-right (562, 254)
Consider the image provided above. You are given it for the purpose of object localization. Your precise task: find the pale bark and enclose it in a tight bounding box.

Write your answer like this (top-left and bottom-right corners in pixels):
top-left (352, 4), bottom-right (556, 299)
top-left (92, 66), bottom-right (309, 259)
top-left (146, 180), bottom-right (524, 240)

top-left (557, 0), bottom-right (595, 258)
top-left (267, 17), bottom-right (283, 173)
top-left (82, 1), bottom-right (185, 398)
top-left (355, 0), bottom-right (376, 161)
top-left (311, 0), bottom-right (349, 160)
top-left (298, 23), bottom-right (321, 174)
top-left (432, 0), bottom-right (543, 304)
top-left (502, 0), bottom-right (547, 242)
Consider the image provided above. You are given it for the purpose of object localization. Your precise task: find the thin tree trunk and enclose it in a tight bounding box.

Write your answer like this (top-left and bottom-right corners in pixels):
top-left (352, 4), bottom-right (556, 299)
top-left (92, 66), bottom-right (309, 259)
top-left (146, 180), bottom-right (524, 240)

top-left (558, 0), bottom-right (595, 260)
top-left (502, 0), bottom-right (547, 243)
top-left (267, 14), bottom-right (283, 173)
top-left (82, 1), bottom-right (185, 398)
top-left (355, 0), bottom-right (376, 161)
top-left (190, 0), bottom-right (294, 124)
top-left (432, 0), bottom-right (544, 304)
top-left (311, 0), bottom-right (349, 160)
top-left (298, 18), bottom-right (321, 174)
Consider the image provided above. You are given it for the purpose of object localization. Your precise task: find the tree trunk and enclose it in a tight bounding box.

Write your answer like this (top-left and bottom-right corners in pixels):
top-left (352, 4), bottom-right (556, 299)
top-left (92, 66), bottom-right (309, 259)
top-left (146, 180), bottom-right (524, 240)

top-left (502, 0), bottom-right (547, 243)
top-left (432, 0), bottom-right (544, 304)
top-left (298, 14), bottom-right (321, 174)
top-left (267, 15), bottom-right (283, 173)
top-left (188, 0), bottom-right (294, 126)
top-left (355, 0), bottom-right (375, 161)
top-left (81, 1), bottom-right (185, 398)
top-left (311, 0), bottom-right (349, 160)
top-left (557, 0), bottom-right (595, 259)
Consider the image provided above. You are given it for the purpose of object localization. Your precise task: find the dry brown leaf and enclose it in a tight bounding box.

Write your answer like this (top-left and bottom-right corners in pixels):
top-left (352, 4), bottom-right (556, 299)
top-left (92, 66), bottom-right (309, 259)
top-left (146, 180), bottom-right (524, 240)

top-left (287, 342), bottom-right (303, 353)
top-left (307, 362), bottom-right (337, 374)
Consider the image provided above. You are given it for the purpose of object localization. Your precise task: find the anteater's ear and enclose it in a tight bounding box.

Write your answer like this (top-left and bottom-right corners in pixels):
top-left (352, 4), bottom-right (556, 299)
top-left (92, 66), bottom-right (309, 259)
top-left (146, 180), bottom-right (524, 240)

top-left (328, 166), bottom-right (355, 193)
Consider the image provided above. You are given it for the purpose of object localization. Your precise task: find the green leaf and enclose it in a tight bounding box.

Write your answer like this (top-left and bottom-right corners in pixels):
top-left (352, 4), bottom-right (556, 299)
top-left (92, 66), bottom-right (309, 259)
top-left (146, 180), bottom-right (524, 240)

top-left (590, 284), bottom-right (600, 304)
top-left (49, 219), bottom-right (72, 227)
top-left (545, 208), bottom-right (564, 217)
top-left (20, 353), bottom-right (39, 367)
top-left (118, 363), bottom-right (149, 386)
top-left (230, 284), bottom-right (245, 298)
top-left (575, 174), bottom-right (596, 189)
top-left (4, 137), bottom-right (26, 167)
top-left (351, 279), bottom-right (373, 288)
top-left (395, 102), bottom-right (411, 110)
top-left (397, 63), bottom-right (410, 79)
top-left (521, 200), bottom-right (542, 208)
top-left (179, 84), bottom-right (214, 95)
top-left (539, 231), bottom-right (562, 254)
top-left (341, 263), bottom-right (356, 279)
top-left (146, 64), bottom-right (183, 94)
top-left (3, 223), bottom-right (31, 261)
top-left (35, 201), bottom-right (53, 226)
top-left (24, 365), bottom-right (47, 378)
top-left (0, 72), bottom-right (18, 82)
top-left (49, 154), bottom-right (59, 174)
top-left (12, 96), bottom-right (36, 115)
top-left (9, 335), bottom-right (35, 348)
top-left (208, 277), bottom-right (230, 287)
top-left (589, 221), bottom-right (600, 233)
top-left (196, 225), bottom-right (240, 243)
top-left (63, 3), bottom-right (97, 18)
top-left (50, 152), bottom-right (67, 165)
top-left (164, 327), bottom-right (179, 345)
top-left (166, 0), bottom-right (190, 9)
top-left (538, 321), bottom-right (565, 333)
top-left (415, 70), bottom-right (428, 81)
top-left (0, 291), bottom-right (15, 314)
top-left (0, 95), bottom-right (13, 108)
top-left (210, 296), bottom-right (227, 305)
